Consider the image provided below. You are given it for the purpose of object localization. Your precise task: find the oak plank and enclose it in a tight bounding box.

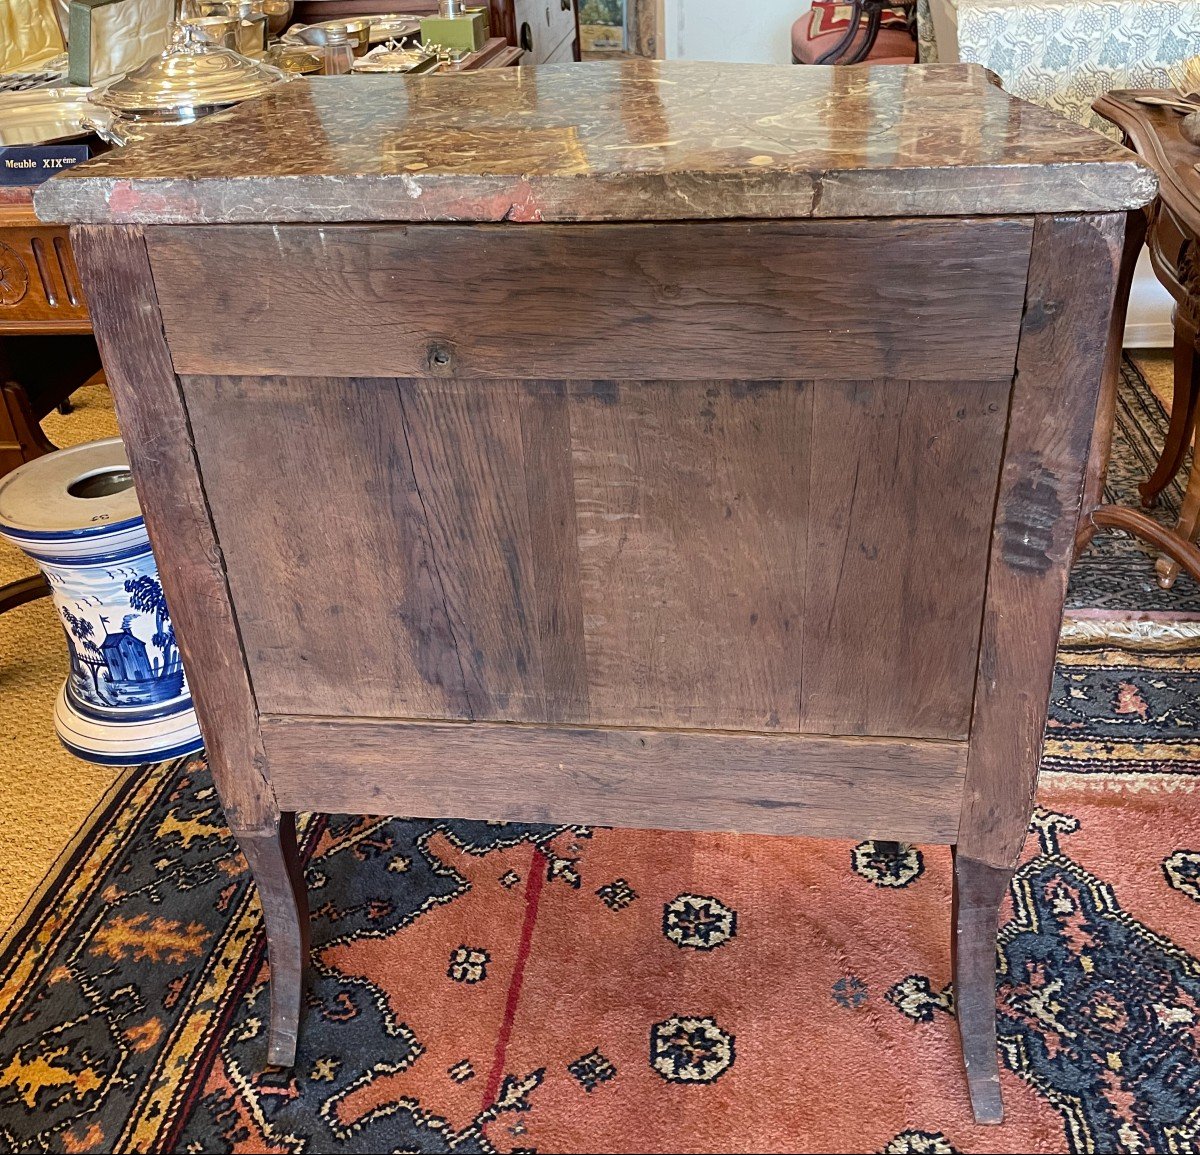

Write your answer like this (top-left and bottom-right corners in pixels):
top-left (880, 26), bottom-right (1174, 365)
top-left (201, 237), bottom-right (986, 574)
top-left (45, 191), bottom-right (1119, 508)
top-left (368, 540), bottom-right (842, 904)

top-left (801, 379), bottom-right (1011, 740)
top-left (570, 380), bottom-right (809, 730)
top-left (519, 381), bottom-right (589, 722)
top-left (958, 213), bottom-right (1125, 867)
top-left (397, 378), bottom-right (549, 720)
top-left (260, 714), bottom-right (967, 843)
top-left (144, 219), bottom-right (1034, 382)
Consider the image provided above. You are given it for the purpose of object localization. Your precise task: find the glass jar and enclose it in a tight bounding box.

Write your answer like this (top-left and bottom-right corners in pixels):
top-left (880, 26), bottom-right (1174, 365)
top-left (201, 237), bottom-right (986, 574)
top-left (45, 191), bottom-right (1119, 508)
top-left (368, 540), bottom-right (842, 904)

top-left (322, 27), bottom-right (355, 75)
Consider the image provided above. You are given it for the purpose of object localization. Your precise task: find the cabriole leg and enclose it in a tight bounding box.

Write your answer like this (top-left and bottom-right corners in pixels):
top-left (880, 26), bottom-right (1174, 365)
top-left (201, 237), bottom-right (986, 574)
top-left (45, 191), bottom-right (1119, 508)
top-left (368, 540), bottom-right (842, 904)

top-left (951, 849), bottom-right (1012, 1125)
top-left (231, 811), bottom-right (310, 1066)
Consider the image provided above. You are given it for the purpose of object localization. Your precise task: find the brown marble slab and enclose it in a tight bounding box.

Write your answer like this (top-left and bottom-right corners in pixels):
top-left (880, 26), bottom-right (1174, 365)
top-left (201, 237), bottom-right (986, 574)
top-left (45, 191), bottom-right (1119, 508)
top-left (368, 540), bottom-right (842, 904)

top-left (35, 60), bottom-right (1156, 225)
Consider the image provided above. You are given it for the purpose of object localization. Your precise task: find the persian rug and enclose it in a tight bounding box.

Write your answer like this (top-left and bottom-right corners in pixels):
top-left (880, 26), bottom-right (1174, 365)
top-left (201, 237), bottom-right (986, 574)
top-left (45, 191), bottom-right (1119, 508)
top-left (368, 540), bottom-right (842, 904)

top-left (1068, 356), bottom-right (1200, 614)
top-left (1, 630), bottom-right (1198, 1154)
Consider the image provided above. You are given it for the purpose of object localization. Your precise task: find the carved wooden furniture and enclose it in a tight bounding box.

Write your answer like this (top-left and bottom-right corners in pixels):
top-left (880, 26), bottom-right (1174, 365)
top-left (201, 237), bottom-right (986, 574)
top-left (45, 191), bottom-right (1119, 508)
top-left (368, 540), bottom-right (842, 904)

top-left (1091, 92), bottom-right (1200, 589)
top-left (0, 191), bottom-right (99, 482)
top-left (0, 189), bottom-right (100, 613)
top-left (37, 60), bottom-right (1153, 1125)
top-left (1099, 92), bottom-right (1200, 585)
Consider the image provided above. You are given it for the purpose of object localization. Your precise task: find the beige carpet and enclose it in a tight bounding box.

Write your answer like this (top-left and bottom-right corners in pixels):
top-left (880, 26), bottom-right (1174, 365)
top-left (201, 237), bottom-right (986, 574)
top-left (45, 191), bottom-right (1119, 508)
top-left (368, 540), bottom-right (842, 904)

top-left (1136, 346), bottom-right (1174, 410)
top-left (0, 382), bottom-right (120, 933)
top-left (0, 352), bottom-right (1185, 935)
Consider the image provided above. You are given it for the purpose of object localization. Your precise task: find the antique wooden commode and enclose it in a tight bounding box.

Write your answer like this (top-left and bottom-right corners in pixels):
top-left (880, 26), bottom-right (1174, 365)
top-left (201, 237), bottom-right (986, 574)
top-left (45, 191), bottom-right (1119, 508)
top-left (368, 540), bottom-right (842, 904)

top-left (36, 60), bottom-right (1155, 1123)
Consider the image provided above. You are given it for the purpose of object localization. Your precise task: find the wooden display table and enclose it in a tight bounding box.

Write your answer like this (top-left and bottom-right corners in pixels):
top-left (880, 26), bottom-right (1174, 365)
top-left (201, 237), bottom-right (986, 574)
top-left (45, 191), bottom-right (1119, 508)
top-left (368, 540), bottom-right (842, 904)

top-left (36, 59), bottom-right (1153, 1124)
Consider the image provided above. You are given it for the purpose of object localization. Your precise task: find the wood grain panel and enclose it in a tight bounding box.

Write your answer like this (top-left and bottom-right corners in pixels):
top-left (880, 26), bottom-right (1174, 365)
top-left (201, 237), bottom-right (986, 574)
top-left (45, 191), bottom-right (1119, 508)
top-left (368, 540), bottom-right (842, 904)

top-left (520, 381), bottom-right (589, 721)
top-left (397, 378), bottom-right (548, 720)
top-left (145, 218), bottom-right (1033, 382)
top-left (801, 379), bottom-right (1011, 740)
top-left (570, 379), bottom-right (809, 730)
top-left (185, 373), bottom-right (1015, 738)
top-left (261, 715), bottom-right (967, 842)
top-left (183, 375), bottom-right (472, 719)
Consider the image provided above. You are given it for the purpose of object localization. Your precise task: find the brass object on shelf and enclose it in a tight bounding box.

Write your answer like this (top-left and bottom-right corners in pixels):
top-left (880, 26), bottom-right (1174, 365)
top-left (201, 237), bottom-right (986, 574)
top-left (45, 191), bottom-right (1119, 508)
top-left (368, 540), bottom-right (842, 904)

top-left (232, 0), bottom-right (268, 57)
top-left (418, 7), bottom-right (485, 53)
top-left (260, 0), bottom-right (293, 36)
top-left (265, 41), bottom-right (320, 75)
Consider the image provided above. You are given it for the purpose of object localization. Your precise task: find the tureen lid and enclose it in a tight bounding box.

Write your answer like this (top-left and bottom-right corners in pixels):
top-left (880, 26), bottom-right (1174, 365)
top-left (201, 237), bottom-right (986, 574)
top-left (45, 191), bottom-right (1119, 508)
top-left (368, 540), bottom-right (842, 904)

top-left (92, 25), bottom-right (287, 116)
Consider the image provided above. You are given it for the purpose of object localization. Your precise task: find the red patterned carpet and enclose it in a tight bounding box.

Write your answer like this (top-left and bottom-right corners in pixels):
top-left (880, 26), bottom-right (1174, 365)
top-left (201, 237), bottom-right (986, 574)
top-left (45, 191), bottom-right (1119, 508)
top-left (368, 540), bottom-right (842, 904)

top-left (1, 628), bottom-right (1199, 1153)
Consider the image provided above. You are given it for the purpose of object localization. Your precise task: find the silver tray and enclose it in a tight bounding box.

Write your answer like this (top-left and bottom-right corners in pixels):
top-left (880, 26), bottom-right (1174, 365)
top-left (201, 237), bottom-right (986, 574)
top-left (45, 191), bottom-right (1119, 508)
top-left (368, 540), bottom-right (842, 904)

top-left (367, 14), bottom-right (423, 43)
top-left (0, 87), bottom-right (104, 148)
top-left (351, 47), bottom-right (441, 73)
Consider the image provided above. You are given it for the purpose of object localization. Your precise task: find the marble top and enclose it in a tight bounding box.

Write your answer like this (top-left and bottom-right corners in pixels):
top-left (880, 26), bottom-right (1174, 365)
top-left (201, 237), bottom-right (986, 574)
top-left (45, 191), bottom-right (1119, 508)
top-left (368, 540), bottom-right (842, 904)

top-left (35, 60), bottom-right (1156, 225)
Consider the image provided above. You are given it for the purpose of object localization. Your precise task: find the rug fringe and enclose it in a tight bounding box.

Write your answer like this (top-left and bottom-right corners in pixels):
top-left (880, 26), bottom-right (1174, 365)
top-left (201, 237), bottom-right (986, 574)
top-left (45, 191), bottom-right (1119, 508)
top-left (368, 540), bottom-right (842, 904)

top-left (1060, 616), bottom-right (1200, 644)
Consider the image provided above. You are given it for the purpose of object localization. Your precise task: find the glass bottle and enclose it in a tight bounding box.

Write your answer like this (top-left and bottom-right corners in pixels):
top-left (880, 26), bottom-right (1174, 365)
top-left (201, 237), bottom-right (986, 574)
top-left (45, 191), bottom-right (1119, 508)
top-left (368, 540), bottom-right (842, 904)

top-left (322, 27), bottom-right (355, 75)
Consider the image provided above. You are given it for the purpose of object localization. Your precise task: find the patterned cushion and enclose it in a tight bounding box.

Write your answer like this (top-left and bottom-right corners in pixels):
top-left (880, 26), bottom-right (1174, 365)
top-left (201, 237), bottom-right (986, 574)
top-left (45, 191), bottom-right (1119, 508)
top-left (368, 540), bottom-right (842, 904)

top-left (791, 11), bottom-right (916, 66)
top-left (809, 1), bottom-right (911, 35)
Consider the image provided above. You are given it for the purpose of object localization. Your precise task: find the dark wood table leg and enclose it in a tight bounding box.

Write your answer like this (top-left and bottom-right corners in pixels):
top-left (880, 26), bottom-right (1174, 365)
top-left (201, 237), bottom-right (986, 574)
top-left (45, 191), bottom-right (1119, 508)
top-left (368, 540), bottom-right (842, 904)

top-left (235, 812), bottom-right (311, 1066)
top-left (1154, 308), bottom-right (1200, 587)
top-left (1076, 209), bottom-right (1147, 555)
top-left (0, 573), bottom-right (51, 614)
top-left (962, 214), bottom-right (1123, 1124)
top-left (1138, 311), bottom-right (1200, 508)
top-left (951, 849), bottom-right (1010, 1124)
top-left (1, 379), bottom-right (57, 479)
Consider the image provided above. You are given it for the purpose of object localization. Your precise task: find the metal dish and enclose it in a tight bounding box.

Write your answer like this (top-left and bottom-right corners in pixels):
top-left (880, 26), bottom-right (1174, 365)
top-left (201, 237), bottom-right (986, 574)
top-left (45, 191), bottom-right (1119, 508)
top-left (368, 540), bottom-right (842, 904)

top-left (283, 17), bottom-right (373, 55)
top-left (0, 87), bottom-right (107, 147)
top-left (188, 14), bottom-right (240, 47)
top-left (265, 43), bottom-right (322, 75)
top-left (92, 25), bottom-right (289, 121)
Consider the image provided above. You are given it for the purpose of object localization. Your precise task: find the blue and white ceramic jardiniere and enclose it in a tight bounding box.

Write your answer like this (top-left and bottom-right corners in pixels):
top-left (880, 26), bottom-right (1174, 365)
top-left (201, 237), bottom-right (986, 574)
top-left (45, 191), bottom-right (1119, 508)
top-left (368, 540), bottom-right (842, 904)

top-left (0, 438), bottom-right (203, 765)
